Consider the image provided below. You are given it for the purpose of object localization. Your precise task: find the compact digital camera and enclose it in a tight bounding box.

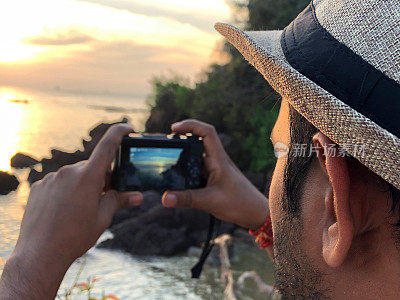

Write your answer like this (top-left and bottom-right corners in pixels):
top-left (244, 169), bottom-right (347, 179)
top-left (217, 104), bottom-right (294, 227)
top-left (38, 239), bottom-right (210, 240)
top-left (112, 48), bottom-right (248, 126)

top-left (111, 134), bottom-right (205, 192)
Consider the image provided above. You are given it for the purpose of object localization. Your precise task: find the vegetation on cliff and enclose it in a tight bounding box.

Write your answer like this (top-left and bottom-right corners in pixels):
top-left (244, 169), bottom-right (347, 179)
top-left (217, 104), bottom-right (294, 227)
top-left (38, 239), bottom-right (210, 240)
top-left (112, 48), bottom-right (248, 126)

top-left (145, 0), bottom-right (309, 175)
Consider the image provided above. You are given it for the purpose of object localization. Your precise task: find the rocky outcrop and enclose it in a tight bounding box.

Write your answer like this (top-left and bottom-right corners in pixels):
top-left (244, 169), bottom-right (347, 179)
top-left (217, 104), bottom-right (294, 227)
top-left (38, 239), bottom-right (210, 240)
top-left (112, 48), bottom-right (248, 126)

top-left (243, 171), bottom-right (267, 193)
top-left (10, 153), bottom-right (39, 169)
top-left (98, 191), bottom-right (237, 256)
top-left (109, 191), bottom-right (161, 227)
top-left (27, 118), bottom-right (129, 184)
top-left (0, 171), bottom-right (19, 195)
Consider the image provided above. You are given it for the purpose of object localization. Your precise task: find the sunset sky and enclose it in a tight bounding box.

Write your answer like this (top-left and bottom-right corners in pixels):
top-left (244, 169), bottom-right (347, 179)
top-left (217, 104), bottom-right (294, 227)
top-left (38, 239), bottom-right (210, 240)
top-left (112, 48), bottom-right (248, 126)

top-left (0, 0), bottom-right (232, 97)
top-left (130, 147), bottom-right (183, 167)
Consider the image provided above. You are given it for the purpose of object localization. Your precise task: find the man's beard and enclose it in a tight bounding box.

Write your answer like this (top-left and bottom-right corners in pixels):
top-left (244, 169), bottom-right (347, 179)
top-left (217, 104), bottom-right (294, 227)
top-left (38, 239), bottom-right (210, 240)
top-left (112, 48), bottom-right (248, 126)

top-left (271, 102), bottom-right (332, 298)
top-left (273, 214), bottom-right (330, 299)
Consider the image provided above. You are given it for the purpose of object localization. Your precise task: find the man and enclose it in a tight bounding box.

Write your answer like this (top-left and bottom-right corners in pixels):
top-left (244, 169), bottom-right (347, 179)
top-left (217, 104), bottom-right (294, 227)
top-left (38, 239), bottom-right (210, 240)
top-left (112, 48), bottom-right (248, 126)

top-left (1, 0), bottom-right (399, 299)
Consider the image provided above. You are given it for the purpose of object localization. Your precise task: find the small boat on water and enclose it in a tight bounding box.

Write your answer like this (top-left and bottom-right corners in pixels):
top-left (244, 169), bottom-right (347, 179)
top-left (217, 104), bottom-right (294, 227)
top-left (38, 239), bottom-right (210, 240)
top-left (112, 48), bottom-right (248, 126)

top-left (8, 99), bottom-right (29, 104)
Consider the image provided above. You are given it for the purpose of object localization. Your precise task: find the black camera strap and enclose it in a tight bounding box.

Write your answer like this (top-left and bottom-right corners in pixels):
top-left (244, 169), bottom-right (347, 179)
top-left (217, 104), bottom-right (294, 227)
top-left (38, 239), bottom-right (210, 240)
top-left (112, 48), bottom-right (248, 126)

top-left (191, 214), bottom-right (221, 278)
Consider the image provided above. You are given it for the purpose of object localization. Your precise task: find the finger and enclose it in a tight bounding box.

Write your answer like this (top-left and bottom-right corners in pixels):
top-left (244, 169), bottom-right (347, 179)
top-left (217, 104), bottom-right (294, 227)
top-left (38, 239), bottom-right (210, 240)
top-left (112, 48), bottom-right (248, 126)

top-left (98, 191), bottom-right (143, 227)
top-left (103, 167), bottom-right (112, 193)
top-left (171, 119), bottom-right (224, 159)
top-left (161, 187), bottom-right (217, 212)
top-left (88, 123), bottom-right (133, 177)
top-left (118, 191), bottom-right (143, 207)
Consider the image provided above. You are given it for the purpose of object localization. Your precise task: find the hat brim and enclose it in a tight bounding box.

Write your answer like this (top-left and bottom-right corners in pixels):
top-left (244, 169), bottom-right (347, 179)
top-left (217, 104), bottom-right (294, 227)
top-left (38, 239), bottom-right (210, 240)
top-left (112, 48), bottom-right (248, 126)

top-left (215, 23), bottom-right (400, 189)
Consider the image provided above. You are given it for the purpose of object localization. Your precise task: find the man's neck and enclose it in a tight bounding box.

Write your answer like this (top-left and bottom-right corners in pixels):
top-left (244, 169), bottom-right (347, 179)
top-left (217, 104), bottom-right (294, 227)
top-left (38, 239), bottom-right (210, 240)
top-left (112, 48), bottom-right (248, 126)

top-left (328, 221), bottom-right (400, 299)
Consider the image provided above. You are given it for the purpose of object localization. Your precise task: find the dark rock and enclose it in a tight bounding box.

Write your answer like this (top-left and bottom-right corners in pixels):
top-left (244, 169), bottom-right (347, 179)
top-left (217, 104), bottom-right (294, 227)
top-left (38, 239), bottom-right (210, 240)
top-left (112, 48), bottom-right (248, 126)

top-left (218, 133), bottom-right (234, 149)
top-left (0, 171), bottom-right (19, 195)
top-left (83, 117), bottom-right (128, 153)
top-left (110, 191), bottom-right (161, 227)
top-left (10, 153), bottom-right (39, 169)
top-left (42, 149), bottom-right (88, 170)
top-left (27, 169), bottom-right (43, 185)
top-left (99, 192), bottom-right (237, 256)
top-left (243, 171), bottom-right (267, 192)
top-left (28, 150), bottom-right (88, 184)
top-left (99, 206), bottom-right (202, 256)
top-left (145, 106), bottom-right (177, 134)
top-left (27, 118), bottom-right (129, 184)
top-left (233, 228), bottom-right (256, 245)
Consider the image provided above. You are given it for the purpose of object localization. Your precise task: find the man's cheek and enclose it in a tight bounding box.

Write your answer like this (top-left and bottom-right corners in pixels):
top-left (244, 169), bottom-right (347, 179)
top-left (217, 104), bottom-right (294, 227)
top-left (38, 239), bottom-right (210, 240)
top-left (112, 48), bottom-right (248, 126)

top-left (269, 157), bottom-right (287, 232)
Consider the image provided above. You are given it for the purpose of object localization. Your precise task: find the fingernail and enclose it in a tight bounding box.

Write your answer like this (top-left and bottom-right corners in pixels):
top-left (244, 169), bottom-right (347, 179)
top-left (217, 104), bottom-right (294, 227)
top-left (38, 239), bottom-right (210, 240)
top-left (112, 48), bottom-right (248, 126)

top-left (129, 194), bottom-right (142, 205)
top-left (164, 194), bottom-right (177, 207)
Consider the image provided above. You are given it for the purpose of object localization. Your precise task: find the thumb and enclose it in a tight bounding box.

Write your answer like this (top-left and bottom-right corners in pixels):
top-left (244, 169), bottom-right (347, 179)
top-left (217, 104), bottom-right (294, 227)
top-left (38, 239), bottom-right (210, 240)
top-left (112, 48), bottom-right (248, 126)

top-left (162, 187), bottom-right (217, 212)
top-left (98, 190), bottom-right (143, 228)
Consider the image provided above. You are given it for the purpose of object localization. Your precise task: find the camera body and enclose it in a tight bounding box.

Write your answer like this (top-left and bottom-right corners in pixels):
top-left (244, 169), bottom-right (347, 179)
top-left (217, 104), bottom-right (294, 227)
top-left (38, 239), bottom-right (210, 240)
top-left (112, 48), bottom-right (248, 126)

top-left (111, 134), bottom-right (205, 192)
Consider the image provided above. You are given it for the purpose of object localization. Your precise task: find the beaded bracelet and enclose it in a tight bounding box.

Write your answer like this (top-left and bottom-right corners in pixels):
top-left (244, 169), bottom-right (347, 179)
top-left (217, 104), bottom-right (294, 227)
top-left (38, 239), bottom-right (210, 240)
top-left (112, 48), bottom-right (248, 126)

top-left (249, 215), bottom-right (273, 248)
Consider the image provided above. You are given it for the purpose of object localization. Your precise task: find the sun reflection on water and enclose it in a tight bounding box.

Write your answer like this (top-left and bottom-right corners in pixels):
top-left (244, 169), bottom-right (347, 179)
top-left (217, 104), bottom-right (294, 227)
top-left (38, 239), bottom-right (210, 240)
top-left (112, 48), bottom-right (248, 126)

top-left (0, 88), bottom-right (27, 171)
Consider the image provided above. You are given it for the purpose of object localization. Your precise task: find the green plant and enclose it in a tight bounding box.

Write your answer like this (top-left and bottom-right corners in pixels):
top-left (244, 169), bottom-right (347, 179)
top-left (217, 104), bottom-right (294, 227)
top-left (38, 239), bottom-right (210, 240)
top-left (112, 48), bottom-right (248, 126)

top-left (145, 0), bottom-right (309, 175)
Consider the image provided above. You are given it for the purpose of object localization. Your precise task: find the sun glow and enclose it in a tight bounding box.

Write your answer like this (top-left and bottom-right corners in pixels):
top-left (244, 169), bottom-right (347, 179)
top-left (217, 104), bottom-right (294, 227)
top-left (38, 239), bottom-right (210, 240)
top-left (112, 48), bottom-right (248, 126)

top-left (0, 43), bottom-right (43, 63)
top-left (0, 0), bottom-right (228, 64)
top-left (0, 89), bottom-right (26, 171)
top-left (0, 2), bottom-right (48, 63)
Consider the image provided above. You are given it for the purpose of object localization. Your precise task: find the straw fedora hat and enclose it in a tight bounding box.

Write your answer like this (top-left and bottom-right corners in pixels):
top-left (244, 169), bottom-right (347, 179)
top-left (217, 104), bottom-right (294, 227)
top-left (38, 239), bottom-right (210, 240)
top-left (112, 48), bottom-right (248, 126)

top-left (215, 0), bottom-right (400, 189)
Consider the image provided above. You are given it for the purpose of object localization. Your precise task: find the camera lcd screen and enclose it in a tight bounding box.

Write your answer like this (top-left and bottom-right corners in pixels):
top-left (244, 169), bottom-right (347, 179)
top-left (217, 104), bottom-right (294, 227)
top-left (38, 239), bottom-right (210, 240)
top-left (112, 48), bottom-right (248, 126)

top-left (124, 147), bottom-right (186, 190)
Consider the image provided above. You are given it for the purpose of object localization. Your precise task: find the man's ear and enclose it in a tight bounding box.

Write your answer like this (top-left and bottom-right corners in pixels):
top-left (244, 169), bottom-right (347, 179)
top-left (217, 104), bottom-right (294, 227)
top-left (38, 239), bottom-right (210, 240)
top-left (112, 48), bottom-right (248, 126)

top-left (313, 133), bottom-right (354, 268)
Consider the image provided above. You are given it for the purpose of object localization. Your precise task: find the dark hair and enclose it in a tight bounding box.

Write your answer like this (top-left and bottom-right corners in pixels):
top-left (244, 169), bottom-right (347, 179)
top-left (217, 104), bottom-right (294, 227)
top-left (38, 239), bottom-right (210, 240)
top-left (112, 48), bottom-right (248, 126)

top-left (283, 104), bottom-right (400, 226)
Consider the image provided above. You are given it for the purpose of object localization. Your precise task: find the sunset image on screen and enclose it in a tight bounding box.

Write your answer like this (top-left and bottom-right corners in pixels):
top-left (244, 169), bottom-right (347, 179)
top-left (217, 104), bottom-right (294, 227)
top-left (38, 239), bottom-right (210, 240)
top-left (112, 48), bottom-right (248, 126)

top-left (126, 147), bottom-right (185, 190)
top-left (130, 147), bottom-right (184, 175)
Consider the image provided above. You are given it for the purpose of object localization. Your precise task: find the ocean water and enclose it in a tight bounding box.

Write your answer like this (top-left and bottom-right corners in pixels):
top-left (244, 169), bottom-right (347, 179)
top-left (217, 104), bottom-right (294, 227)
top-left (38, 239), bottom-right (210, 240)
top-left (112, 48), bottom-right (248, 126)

top-left (0, 86), bottom-right (149, 171)
top-left (0, 86), bottom-right (275, 299)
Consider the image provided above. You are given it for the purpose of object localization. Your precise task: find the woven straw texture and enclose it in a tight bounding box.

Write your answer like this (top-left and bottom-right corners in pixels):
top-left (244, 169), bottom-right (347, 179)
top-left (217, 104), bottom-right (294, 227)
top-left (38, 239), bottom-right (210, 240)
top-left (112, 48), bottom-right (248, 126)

top-left (214, 14), bottom-right (400, 189)
top-left (315, 0), bottom-right (400, 84)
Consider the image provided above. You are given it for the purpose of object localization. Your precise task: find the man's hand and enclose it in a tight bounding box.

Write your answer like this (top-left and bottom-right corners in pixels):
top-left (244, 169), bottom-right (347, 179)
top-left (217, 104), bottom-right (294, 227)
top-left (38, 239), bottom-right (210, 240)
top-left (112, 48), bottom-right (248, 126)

top-left (0, 123), bottom-right (143, 299)
top-left (162, 119), bottom-right (269, 230)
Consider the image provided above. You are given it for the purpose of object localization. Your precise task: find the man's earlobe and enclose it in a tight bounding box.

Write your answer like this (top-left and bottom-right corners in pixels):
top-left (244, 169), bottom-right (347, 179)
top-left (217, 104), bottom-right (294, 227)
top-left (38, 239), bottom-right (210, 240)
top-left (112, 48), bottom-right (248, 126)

top-left (313, 133), bottom-right (354, 268)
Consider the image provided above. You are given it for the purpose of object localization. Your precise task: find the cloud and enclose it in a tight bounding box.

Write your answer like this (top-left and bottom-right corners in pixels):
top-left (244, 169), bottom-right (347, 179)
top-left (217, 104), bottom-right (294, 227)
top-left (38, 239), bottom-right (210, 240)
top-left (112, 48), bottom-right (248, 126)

top-left (23, 30), bottom-right (94, 46)
top-left (74, 0), bottom-right (230, 33)
top-left (0, 39), bottom-right (208, 97)
top-left (0, 0), bottom-right (228, 96)
top-left (1, 0), bottom-right (223, 64)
